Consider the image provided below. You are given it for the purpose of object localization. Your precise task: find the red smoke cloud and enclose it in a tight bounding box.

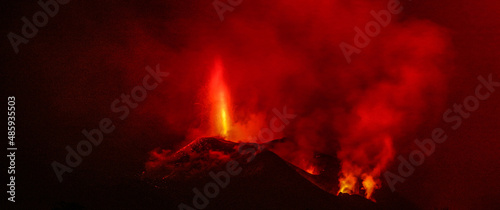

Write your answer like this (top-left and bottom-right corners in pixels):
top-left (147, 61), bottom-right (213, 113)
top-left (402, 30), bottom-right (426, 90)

top-left (112, 0), bottom-right (453, 199)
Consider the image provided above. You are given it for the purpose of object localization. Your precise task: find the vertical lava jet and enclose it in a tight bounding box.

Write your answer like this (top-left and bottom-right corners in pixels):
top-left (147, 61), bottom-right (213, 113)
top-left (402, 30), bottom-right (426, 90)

top-left (209, 58), bottom-right (232, 139)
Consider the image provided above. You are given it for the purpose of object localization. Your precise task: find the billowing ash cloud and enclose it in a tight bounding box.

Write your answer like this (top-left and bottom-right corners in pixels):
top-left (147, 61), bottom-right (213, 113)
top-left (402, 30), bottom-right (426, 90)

top-left (106, 0), bottom-right (453, 198)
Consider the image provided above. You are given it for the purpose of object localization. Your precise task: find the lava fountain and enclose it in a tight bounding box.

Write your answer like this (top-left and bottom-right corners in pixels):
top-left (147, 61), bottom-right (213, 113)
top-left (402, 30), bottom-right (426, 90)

top-left (209, 58), bottom-right (232, 139)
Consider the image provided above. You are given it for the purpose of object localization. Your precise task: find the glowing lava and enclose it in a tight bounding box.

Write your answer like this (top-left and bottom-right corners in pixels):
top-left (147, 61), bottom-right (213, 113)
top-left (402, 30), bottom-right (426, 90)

top-left (338, 173), bottom-right (357, 195)
top-left (338, 167), bottom-right (382, 201)
top-left (362, 175), bottom-right (377, 200)
top-left (305, 166), bottom-right (320, 175)
top-left (209, 59), bottom-right (231, 138)
top-left (337, 141), bottom-right (394, 201)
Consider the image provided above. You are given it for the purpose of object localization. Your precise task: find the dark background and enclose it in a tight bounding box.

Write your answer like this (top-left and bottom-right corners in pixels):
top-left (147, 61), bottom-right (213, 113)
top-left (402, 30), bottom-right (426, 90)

top-left (2, 0), bottom-right (499, 209)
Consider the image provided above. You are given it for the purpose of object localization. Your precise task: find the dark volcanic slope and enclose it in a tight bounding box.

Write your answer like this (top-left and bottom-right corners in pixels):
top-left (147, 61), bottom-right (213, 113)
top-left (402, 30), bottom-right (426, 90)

top-left (143, 137), bottom-right (379, 210)
top-left (203, 150), bottom-right (377, 210)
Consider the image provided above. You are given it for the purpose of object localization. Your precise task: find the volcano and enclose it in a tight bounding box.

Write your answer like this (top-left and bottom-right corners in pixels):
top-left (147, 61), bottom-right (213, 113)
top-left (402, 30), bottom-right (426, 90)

top-left (142, 137), bottom-right (417, 210)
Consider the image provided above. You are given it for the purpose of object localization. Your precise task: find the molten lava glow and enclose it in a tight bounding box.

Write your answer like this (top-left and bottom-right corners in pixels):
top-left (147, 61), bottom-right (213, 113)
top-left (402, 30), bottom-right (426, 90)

top-left (220, 107), bottom-right (229, 137)
top-left (338, 171), bottom-right (379, 200)
top-left (305, 165), bottom-right (320, 175)
top-left (336, 87), bottom-right (403, 200)
top-left (338, 173), bottom-right (357, 195)
top-left (362, 176), bottom-right (377, 200)
top-left (209, 59), bottom-right (231, 139)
